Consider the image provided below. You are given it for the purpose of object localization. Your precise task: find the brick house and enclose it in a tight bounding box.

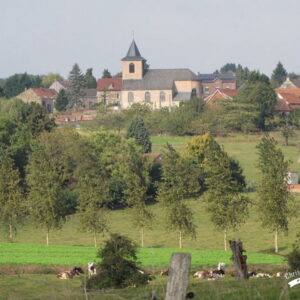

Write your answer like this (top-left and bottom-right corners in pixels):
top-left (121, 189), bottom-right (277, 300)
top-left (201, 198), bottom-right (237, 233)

top-left (275, 88), bottom-right (300, 113)
top-left (204, 88), bottom-right (238, 104)
top-left (17, 87), bottom-right (57, 113)
top-left (97, 78), bottom-right (122, 105)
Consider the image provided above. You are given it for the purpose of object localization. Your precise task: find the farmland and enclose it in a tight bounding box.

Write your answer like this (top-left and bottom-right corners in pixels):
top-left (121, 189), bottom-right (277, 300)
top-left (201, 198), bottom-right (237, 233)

top-left (0, 242), bottom-right (284, 267)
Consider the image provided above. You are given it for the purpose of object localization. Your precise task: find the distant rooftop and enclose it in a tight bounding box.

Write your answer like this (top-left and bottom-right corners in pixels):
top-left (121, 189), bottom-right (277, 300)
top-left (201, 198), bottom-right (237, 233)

top-left (197, 73), bottom-right (235, 82)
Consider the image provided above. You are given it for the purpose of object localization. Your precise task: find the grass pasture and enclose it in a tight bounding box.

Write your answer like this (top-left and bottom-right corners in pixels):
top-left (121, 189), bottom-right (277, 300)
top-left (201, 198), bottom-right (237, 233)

top-left (0, 242), bottom-right (285, 267)
top-left (0, 274), bottom-right (300, 300)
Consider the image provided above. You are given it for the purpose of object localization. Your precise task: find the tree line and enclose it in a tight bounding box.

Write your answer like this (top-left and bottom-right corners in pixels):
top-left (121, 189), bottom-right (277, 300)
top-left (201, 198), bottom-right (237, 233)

top-left (0, 99), bottom-right (297, 253)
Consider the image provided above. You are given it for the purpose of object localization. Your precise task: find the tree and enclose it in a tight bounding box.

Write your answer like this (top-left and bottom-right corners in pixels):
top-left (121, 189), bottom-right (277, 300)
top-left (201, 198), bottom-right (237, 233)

top-left (26, 129), bottom-right (80, 244)
top-left (271, 62), bottom-right (287, 88)
top-left (279, 114), bottom-right (295, 146)
top-left (42, 73), bottom-right (63, 88)
top-left (158, 144), bottom-right (200, 248)
top-left (86, 234), bottom-right (150, 289)
top-left (84, 68), bottom-right (97, 88)
top-left (3, 73), bottom-right (42, 98)
top-left (0, 152), bottom-right (24, 240)
top-left (122, 143), bottom-right (152, 247)
top-left (204, 147), bottom-right (249, 250)
top-left (238, 82), bottom-right (277, 130)
top-left (113, 72), bottom-right (122, 78)
top-left (256, 137), bottom-right (295, 253)
top-left (102, 69), bottom-right (112, 78)
top-left (126, 118), bottom-right (152, 153)
top-left (78, 165), bottom-right (109, 247)
top-left (67, 64), bottom-right (86, 110)
top-left (55, 89), bottom-right (69, 112)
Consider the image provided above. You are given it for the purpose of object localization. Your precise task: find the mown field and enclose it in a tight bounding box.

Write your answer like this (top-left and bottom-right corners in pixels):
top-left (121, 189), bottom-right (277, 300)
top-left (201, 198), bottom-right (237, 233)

top-left (0, 242), bottom-right (284, 267)
top-left (0, 274), bottom-right (300, 300)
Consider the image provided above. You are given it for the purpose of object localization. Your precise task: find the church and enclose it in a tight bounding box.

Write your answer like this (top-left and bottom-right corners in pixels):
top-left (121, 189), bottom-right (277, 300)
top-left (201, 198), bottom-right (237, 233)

top-left (98, 40), bottom-right (236, 109)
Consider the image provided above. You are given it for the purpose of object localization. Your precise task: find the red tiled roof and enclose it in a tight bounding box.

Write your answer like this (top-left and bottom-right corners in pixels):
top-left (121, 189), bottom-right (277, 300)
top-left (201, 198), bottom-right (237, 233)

top-left (275, 98), bottom-right (291, 112)
top-left (97, 78), bottom-right (122, 91)
top-left (276, 88), bottom-right (300, 94)
top-left (278, 92), bottom-right (300, 104)
top-left (219, 89), bottom-right (238, 97)
top-left (31, 88), bottom-right (57, 99)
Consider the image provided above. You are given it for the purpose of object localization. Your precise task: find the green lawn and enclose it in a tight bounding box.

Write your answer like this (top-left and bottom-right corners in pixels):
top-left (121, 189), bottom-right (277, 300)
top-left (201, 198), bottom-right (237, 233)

top-left (0, 274), bottom-right (300, 300)
top-left (0, 242), bottom-right (284, 267)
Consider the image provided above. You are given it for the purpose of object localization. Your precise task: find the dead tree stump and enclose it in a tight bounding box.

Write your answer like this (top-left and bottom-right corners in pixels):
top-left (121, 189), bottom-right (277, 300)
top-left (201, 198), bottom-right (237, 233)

top-left (229, 240), bottom-right (248, 279)
top-left (165, 253), bottom-right (191, 300)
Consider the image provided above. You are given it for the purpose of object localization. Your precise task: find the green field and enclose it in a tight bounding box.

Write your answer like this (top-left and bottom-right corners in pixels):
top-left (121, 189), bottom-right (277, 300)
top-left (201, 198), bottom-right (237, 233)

top-left (0, 274), bottom-right (300, 300)
top-left (0, 242), bottom-right (284, 267)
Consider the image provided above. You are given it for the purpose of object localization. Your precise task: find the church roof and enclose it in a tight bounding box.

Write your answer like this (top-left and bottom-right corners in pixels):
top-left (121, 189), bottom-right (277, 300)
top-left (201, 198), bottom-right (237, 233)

top-left (122, 40), bottom-right (146, 61)
top-left (122, 69), bottom-right (197, 90)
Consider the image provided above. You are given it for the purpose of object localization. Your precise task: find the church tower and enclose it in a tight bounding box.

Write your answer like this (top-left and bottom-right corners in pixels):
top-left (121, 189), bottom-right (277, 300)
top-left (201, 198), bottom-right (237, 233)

top-left (122, 40), bottom-right (146, 80)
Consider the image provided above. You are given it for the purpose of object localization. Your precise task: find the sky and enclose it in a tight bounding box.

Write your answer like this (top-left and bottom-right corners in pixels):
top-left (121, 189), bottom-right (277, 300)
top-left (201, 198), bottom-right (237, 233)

top-left (1, 0), bottom-right (300, 79)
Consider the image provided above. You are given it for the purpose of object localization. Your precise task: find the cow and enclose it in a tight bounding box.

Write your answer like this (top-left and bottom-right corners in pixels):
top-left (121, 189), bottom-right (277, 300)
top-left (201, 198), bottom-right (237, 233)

top-left (88, 262), bottom-right (97, 277)
top-left (57, 267), bottom-right (84, 279)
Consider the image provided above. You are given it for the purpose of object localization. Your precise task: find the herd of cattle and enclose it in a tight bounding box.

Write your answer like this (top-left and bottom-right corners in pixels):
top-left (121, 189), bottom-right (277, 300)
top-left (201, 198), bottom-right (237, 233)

top-left (56, 261), bottom-right (285, 280)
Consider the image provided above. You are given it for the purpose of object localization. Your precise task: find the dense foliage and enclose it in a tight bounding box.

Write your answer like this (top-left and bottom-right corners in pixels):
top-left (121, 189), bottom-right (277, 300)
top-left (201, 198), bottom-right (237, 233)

top-left (86, 234), bottom-right (150, 289)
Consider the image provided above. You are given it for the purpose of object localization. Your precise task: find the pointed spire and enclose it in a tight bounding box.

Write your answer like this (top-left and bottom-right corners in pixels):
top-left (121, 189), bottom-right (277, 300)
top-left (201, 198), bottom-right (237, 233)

top-left (122, 40), bottom-right (146, 61)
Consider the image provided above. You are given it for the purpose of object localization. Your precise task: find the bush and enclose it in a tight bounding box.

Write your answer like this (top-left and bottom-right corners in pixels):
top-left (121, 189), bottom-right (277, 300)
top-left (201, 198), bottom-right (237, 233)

top-left (86, 234), bottom-right (150, 289)
top-left (286, 245), bottom-right (300, 271)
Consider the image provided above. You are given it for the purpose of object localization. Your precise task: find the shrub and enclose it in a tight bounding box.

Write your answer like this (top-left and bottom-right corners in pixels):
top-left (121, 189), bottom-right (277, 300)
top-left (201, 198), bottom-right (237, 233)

top-left (86, 234), bottom-right (150, 289)
top-left (286, 244), bottom-right (300, 271)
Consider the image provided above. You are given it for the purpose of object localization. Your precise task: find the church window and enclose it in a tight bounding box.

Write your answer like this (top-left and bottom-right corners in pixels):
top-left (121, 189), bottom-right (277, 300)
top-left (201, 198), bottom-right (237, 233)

top-left (160, 91), bottom-right (166, 102)
top-left (145, 91), bottom-right (151, 102)
top-left (129, 63), bottom-right (135, 73)
top-left (128, 92), bottom-right (134, 103)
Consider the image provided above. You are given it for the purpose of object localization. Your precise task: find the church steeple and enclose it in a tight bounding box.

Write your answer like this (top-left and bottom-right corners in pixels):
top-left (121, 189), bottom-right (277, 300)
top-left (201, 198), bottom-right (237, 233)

top-left (122, 40), bottom-right (145, 61)
top-left (122, 40), bottom-right (146, 80)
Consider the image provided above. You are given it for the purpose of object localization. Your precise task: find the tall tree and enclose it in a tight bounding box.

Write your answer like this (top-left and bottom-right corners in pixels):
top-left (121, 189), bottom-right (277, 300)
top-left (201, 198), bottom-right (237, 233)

top-left (238, 82), bottom-right (277, 130)
top-left (42, 73), bottom-right (63, 88)
top-left (67, 63), bottom-right (86, 110)
top-left (271, 62), bottom-right (287, 88)
top-left (26, 129), bottom-right (80, 244)
top-left (102, 69), bottom-right (112, 78)
top-left (256, 137), bottom-right (295, 253)
top-left (126, 118), bottom-right (152, 153)
top-left (84, 68), bottom-right (97, 88)
top-left (158, 144), bottom-right (199, 248)
top-left (0, 152), bottom-right (24, 240)
top-left (123, 143), bottom-right (152, 247)
top-left (204, 147), bottom-right (249, 250)
top-left (4, 73), bottom-right (42, 98)
top-left (78, 165), bottom-right (109, 247)
top-left (55, 89), bottom-right (69, 112)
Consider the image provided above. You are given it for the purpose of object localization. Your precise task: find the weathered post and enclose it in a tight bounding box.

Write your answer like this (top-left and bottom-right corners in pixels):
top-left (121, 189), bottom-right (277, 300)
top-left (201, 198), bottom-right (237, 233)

top-left (165, 253), bottom-right (191, 300)
top-left (229, 239), bottom-right (248, 279)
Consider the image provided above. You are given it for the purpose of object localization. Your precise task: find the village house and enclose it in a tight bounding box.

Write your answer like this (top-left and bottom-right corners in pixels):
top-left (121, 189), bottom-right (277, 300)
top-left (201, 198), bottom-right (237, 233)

top-left (204, 88), bottom-right (238, 104)
top-left (97, 78), bottom-right (122, 106)
top-left (119, 40), bottom-right (236, 109)
top-left (16, 87), bottom-right (57, 113)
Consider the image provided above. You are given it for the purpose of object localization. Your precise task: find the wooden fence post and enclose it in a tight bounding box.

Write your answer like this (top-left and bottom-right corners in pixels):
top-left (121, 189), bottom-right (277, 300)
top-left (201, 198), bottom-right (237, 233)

top-left (165, 253), bottom-right (191, 300)
top-left (229, 239), bottom-right (248, 279)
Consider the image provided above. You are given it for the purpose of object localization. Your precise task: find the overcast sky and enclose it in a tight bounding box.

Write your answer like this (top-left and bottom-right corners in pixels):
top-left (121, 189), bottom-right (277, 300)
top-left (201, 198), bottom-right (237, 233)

top-left (1, 0), bottom-right (300, 79)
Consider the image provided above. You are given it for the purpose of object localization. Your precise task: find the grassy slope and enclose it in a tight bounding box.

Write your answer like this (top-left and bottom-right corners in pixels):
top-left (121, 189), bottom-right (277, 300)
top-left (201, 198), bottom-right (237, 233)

top-left (0, 274), bottom-right (299, 300)
top-left (0, 243), bottom-right (284, 267)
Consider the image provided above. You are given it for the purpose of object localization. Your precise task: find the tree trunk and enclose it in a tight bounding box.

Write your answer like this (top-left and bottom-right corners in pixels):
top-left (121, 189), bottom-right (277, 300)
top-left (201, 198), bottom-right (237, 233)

top-left (229, 240), bottom-right (248, 279)
top-left (224, 229), bottom-right (227, 251)
top-left (284, 135), bottom-right (288, 146)
top-left (46, 229), bottom-right (49, 245)
top-left (141, 227), bottom-right (144, 248)
top-left (9, 221), bottom-right (13, 241)
top-left (275, 229), bottom-right (278, 253)
top-left (94, 232), bottom-right (97, 248)
top-left (179, 231), bottom-right (182, 249)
